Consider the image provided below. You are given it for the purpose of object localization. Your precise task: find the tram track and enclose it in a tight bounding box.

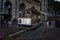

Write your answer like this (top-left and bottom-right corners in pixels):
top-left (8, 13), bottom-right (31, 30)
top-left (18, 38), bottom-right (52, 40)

top-left (1, 22), bottom-right (44, 40)
top-left (7, 24), bottom-right (45, 40)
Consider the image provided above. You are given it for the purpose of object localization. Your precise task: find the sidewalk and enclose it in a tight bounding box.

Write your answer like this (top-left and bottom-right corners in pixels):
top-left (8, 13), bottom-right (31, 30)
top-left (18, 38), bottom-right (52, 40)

top-left (43, 21), bottom-right (55, 30)
top-left (0, 25), bottom-right (24, 38)
top-left (33, 21), bottom-right (55, 40)
top-left (39, 21), bottom-right (55, 37)
top-left (41, 28), bottom-right (60, 40)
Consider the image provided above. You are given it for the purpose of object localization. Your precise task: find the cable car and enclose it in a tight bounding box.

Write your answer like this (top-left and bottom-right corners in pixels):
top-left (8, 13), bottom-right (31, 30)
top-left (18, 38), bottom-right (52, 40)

top-left (18, 7), bottom-right (44, 30)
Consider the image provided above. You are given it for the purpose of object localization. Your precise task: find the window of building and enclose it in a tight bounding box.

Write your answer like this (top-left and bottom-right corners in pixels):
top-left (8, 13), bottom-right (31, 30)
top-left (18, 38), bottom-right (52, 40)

top-left (4, 0), bottom-right (12, 20)
top-left (4, 0), bottom-right (12, 14)
top-left (19, 3), bottom-right (25, 11)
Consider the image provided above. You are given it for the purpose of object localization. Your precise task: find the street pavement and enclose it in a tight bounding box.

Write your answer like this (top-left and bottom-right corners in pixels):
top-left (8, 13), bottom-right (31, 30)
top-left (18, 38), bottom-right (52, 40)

top-left (41, 28), bottom-right (60, 40)
top-left (1, 21), bottom-right (47, 40)
top-left (1, 21), bottom-right (60, 40)
top-left (13, 21), bottom-right (60, 40)
top-left (15, 24), bottom-right (46, 39)
top-left (13, 21), bottom-right (55, 40)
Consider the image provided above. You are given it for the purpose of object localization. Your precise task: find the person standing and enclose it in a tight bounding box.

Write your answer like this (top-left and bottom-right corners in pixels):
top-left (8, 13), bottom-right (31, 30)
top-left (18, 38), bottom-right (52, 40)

top-left (47, 20), bottom-right (49, 30)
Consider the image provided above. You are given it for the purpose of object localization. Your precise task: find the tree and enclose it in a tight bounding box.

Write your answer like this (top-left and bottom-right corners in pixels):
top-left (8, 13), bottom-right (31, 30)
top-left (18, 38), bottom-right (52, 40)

top-left (48, 0), bottom-right (60, 14)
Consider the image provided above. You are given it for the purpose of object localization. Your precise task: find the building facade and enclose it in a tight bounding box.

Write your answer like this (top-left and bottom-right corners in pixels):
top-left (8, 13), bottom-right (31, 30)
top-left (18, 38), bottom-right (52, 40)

top-left (0, 0), bottom-right (48, 23)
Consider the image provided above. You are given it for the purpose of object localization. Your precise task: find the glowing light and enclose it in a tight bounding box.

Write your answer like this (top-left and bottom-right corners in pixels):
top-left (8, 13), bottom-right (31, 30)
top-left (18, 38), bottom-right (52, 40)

top-left (55, 0), bottom-right (60, 2)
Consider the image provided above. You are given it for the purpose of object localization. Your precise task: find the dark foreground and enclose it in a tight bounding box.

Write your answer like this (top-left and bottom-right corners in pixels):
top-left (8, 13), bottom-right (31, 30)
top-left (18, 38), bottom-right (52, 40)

top-left (0, 21), bottom-right (60, 40)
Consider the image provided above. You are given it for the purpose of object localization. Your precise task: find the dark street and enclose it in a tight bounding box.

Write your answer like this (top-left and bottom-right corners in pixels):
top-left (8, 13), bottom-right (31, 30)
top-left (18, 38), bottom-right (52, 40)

top-left (0, 0), bottom-right (60, 40)
top-left (1, 21), bottom-right (59, 40)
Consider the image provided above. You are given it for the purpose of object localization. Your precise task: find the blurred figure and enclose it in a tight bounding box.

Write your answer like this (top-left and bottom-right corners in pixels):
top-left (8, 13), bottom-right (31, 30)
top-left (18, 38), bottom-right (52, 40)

top-left (46, 17), bottom-right (51, 30)
top-left (47, 20), bottom-right (49, 30)
top-left (12, 18), bottom-right (17, 27)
